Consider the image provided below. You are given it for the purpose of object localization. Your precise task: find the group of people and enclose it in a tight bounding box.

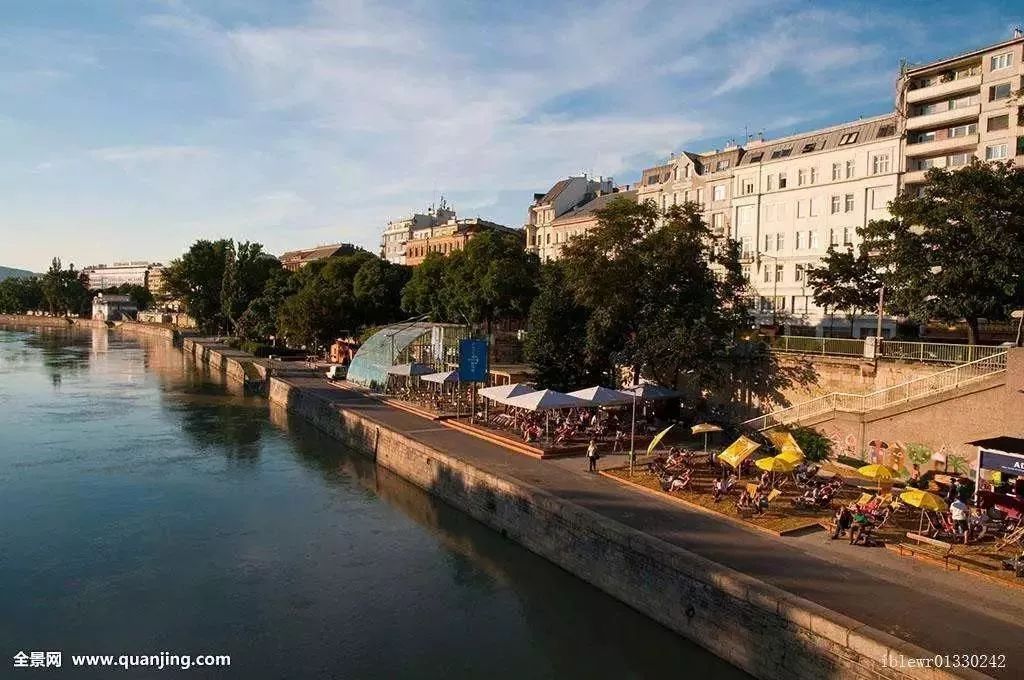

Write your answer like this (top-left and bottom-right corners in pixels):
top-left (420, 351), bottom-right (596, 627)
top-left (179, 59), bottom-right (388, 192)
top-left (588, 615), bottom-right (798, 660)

top-left (792, 478), bottom-right (843, 510)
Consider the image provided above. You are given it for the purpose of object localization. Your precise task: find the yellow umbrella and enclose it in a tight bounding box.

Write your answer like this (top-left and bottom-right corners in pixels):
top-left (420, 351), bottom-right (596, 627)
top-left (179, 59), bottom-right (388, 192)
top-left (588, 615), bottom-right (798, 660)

top-left (857, 463), bottom-right (893, 490)
top-left (899, 489), bottom-right (947, 511)
top-left (691, 423), bottom-right (723, 452)
top-left (646, 424), bottom-right (675, 456)
top-left (777, 449), bottom-right (805, 465)
top-left (718, 436), bottom-right (760, 474)
top-left (899, 489), bottom-right (948, 535)
top-left (755, 456), bottom-right (797, 474)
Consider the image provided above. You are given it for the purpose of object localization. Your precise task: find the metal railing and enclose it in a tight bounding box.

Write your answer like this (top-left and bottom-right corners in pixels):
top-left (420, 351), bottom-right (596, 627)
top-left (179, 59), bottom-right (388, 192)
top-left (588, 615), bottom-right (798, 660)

top-left (770, 335), bottom-right (1009, 366)
top-left (744, 352), bottom-right (1008, 431)
top-left (879, 340), bottom-right (1006, 365)
top-left (769, 335), bottom-right (863, 357)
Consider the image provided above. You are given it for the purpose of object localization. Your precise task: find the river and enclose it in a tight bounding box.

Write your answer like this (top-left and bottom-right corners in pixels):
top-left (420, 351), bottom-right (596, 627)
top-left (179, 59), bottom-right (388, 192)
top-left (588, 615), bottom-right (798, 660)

top-left (0, 327), bottom-right (745, 678)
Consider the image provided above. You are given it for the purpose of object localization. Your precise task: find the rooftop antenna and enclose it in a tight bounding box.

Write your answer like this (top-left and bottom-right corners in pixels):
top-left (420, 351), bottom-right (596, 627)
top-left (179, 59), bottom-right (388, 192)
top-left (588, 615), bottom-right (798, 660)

top-left (1014, 26), bottom-right (1023, 38)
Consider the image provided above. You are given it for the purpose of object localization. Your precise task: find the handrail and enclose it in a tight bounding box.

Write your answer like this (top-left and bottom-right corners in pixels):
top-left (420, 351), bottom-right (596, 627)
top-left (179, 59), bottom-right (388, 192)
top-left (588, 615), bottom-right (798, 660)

top-left (769, 335), bottom-right (1009, 366)
top-left (744, 352), bottom-right (1008, 431)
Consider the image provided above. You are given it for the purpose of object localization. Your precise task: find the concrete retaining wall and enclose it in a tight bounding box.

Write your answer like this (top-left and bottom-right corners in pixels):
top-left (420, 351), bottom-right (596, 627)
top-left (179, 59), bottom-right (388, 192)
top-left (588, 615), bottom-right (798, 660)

top-left (181, 338), bottom-right (267, 386)
top-left (264, 375), bottom-right (976, 680)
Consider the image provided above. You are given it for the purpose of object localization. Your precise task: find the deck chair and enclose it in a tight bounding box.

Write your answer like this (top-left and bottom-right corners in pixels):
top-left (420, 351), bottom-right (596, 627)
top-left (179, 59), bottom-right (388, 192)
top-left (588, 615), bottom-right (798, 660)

top-left (856, 492), bottom-right (874, 506)
top-left (995, 526), bottom-right (1024, 551)
top-left (745, 483), bottom-right (758, 497)
top-left (766, 489), bottom-right (782, 505)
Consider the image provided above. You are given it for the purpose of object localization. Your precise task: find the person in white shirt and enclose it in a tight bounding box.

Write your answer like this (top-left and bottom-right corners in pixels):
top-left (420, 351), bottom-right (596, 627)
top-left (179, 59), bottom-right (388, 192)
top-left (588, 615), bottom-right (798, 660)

top-left (950, 498), bottom-right (969, 544)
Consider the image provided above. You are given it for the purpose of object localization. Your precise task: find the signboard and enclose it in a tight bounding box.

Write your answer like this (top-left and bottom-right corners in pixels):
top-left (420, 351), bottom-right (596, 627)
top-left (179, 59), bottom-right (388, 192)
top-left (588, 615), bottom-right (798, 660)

top-left (458, 339), bottom-right (489, 382)
top-left (979, 448), bottom-right (1024, 475)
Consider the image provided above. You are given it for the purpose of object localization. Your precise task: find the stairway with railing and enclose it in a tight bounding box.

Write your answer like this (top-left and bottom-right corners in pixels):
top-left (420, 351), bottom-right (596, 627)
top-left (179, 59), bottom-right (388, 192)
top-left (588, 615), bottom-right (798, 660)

top-left (743, 351), bottom-right (1009, 431)
top-left (769, 335), bottom-right (1008, 364)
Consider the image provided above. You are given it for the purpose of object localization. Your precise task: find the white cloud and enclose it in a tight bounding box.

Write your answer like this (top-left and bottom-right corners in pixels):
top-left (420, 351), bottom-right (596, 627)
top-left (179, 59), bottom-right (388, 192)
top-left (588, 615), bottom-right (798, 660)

top-left (90, 145), bottom-right (214, 163)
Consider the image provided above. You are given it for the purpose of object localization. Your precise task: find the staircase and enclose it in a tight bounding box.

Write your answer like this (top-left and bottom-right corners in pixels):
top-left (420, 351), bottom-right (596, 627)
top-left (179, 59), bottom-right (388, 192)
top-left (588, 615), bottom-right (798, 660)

top-left (744, 352), bottom-right (1009, 431)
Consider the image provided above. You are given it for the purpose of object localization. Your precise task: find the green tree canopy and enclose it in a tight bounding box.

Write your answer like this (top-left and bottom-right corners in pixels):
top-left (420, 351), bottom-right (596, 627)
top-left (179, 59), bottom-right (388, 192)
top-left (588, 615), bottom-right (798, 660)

top-left (41, 258), bottom-right (88, 316)
top-left (806, 244), bottom-right (880, 328)
top-left (860, 159), bottom-right (1024, 343)
top-left (0, 276), bottom-right (43, 313)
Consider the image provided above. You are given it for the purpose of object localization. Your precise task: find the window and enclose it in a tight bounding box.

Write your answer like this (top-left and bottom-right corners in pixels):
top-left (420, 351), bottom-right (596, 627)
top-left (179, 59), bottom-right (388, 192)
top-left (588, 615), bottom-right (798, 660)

top-left (796, 200), bottom-right (804, 218)
top-left (742, 179), bottom-right (755, 195)
top-left (810, 231), bottom-right (819, 249)
top-left (912, 131), bottom-right (937, 144)
top-left (683, 190), bottom-right (690, 203)
top-left (949, 94), bottom-right (979, 109)
top-left (845, 160), bottom-right (855, 178)
top-left (741, 264), bottom-right (751, 281)
top-left (802, 142), bottom-right (817, 153)
top-left (792, 295), bottom-right (810, 315)
top-left (778, 172), bottom-right (788, 189)
top-left (809, 167), bottom-right (817, 184)
top-left (871, 153), bottom-right (890, 175)
top-left (766, 175), bottom-right (775, 191)
top-left (843, 227), bottom-right (852, 246)
top-left (830, 195), bottom-right (840, 214)
top-left (948, 152), bottom-right (971, 167)
top-left (838, 132), bottom-right (859, 145)
top-left (844, 193), bottom-right (854, 212)
top-left (990, 83), bottom-right (1012, 101)
top-left (716, 159), bottom-right (730, 171)
top-left (795, 264), bottom-right (805, 282)
top-left (696, 188), bottom-right (705, 205)
top-left (764, 234), bottom-right (772, 251)
top-left (545, 233), bottom-right (551, 244)
top-left (877, 124), bottom-right (895, 138)
top-left (991, 52), bottom-right (1012, 71)
top-left (763, 266), bottom-right (771, 283)
top-left (672, 192), bottom-right (677, 205)
top-left (776, 233), bottom-right (784, 251)
top-left (748, 153), bottom-right (763, 163)
top-left (770, 148), bottom-right (792, 159)
top-left (797, 169), bottom-right (807, 186)
top-left (795, 231), bottom-right (803, 250)
top-left (832, 163), bottom-right (841, 180)
top-left (829, 228), bottom-right (837, 246)
top-left (774, 264), bottom-right (784, 282)
top-left (988, 114), bottom-right (1010, 132)
top-left (950, 123), bottom-right (977, 137)
top-left (713, 184), bottom-right (726, 201)
top-left (711, 213), bottom-right (725, 231)
top-left (986, 144), bottom-right (1009, 160)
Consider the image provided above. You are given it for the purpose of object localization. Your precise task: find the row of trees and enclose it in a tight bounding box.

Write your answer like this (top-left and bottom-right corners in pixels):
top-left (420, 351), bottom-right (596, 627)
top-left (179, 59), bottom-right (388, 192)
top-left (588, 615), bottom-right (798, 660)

top-left (807, 160), bottom-right (1024, 343)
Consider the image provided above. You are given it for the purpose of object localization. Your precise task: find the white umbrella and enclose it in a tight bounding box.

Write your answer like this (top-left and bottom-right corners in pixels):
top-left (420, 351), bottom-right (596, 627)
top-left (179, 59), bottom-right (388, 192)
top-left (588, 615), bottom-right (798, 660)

top-left (619, 382), bottom-right (680, 472)
top-left (387, 362), bottom-right (432, 376)
top-left (502, 389), bottom-right (590, 411)
top-left (478, 382), bottom-right (536, 403)
top-left (567, 386), bottom-right (635, 407)
top-left (421, 370), bottom-right (460, 384)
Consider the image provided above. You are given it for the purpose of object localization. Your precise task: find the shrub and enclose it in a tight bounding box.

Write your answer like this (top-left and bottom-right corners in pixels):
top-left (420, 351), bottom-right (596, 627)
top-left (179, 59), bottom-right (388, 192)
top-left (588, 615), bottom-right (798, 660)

top-left (788, 426), bottom-right (833, 462)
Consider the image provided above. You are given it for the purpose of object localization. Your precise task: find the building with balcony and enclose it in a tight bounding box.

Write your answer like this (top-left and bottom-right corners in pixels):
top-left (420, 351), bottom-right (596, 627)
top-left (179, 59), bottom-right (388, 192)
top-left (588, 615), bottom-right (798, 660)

top-left (381, 199), bottom-right (457, 264)
top-left (898, 31), bottom-right (1024, 191)
top-left (83, 262), bottom-right (154, 290)
top-left (403, 217), bottom-right (519, 266)
top-left (524, 176), bottom-right (614, 262)
top-left (731, 114), bottom-right (900, 336)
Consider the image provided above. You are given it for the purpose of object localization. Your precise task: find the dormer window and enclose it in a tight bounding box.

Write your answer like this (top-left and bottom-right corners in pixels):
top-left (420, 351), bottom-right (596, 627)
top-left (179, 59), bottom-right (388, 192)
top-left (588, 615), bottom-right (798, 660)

top-left (838, 132), bottom-right (859, 146)
top-left (802, 142), bottom-right (816, 153)
top-left (770, 148), bottom-right (792, 159)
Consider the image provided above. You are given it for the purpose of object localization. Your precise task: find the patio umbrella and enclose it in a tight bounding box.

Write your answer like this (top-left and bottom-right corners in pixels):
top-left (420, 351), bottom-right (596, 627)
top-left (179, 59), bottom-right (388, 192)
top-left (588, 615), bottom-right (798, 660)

top-left (858, 463), bottom-right (893, 490)
top-left (421, 370), bottom-right (459, 384)
top-left (691, 423), bottom-right (723, 452)
top-left (777, 449), bottom-right (805, 465)
top-left (386, 362), bottom-right (432, 376)
top-left (646, 424), bottom-right (675, 456)
top-left (478, 382), bottom-right (536, 403)
top-left (718, 436), bottom-right (761, 476)
top-left (503, 389), bottom-right (591, 442)
top-left (567, 386), bottom-right (634, 407)
top-left (899, 489), bottom-right (948, 535)
top-left (755, 455), bottom-right (796, 486)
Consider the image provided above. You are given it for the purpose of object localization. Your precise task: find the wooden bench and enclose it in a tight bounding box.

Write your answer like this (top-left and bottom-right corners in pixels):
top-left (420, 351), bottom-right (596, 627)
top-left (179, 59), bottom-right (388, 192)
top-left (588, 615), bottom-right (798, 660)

top-left (898, 532), bottom-right (959, 570)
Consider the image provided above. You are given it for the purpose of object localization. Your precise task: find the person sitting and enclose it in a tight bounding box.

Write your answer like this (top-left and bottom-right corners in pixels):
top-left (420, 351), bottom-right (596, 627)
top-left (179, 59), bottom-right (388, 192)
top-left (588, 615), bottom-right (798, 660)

top-left (752, 492), bottom-right (770, 516)
top-left (832, 505), bottom-right (854, 539)
top-left (736, 489), bottom-right (754, 511)
top-left (849, 506), bottom-right (874, 545)
top-left (668, 471), bottom-right (691, 492)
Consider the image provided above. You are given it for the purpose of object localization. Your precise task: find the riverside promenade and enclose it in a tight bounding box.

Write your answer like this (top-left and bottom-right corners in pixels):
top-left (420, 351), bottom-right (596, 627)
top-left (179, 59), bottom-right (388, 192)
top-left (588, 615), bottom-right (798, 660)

top-left (276, 371), bottom-right (1023, 678)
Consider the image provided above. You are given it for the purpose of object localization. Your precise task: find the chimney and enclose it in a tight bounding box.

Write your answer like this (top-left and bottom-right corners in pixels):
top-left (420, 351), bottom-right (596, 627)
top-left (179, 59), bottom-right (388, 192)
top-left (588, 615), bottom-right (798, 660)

top-left (1015, 27), bottom-right (1024, 39)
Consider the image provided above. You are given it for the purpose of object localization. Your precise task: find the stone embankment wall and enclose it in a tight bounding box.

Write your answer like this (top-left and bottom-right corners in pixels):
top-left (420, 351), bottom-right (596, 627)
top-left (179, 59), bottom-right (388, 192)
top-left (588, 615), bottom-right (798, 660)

top-left (775, 354), bottom-right (949, 404)
top-left (263, 373), bottom-right (974, 680)
top-left (0, 315), bottom-right (186, 344)
top-left (181, 338), bottom-right (267, 386)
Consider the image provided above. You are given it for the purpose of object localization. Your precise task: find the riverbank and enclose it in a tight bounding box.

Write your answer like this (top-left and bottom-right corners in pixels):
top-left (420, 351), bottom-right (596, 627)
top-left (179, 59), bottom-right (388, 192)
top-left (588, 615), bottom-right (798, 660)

top-left (180, 336), bottom-right (1009, 680)
top-left (0, 314), bottom-right (184, 344)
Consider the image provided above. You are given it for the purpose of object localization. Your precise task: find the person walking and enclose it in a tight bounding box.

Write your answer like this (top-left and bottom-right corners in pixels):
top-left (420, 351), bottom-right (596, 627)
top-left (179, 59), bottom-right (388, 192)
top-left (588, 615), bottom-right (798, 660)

top-left (587, 438), bottom-right (599, 473)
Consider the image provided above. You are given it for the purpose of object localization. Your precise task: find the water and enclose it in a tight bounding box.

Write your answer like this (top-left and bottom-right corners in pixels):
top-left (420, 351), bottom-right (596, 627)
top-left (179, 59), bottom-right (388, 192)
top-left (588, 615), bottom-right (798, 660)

top-left (0, 327), bottom-right (745, 679)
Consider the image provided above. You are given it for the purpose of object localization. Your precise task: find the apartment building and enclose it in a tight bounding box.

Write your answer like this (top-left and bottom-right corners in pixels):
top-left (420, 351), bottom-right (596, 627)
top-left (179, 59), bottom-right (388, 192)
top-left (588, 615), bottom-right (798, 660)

top-left (898, 31), bottom-right (1024, 190)
top-left (381, 199), bottom-right (456, 264)
top-left (731, 114), bottom-right (900, 335)
top-left (524, 176), bottom-right (613, 261)
top-left (83, 261), bottom-right (154, 290)
top-left (403, 217), bottom-right (519, 266)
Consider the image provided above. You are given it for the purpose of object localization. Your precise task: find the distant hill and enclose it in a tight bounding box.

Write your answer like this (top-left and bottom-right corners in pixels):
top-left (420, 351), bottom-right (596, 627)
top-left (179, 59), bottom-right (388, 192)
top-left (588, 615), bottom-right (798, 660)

top-left (0, 266), bottom-right (36, 281)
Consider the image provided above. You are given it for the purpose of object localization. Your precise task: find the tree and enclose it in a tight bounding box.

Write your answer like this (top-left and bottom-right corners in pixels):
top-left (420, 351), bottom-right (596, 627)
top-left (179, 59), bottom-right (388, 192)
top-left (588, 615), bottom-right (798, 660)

top-left (523, 263), bottom-right (600, 391)
top-left (100, 284), bottom-right (153, 311)
top-left (40, 258), bottom-right (88, 316)
top-left (0, 276), bottom-right (43, 313)
top-left (236, 267), bottom-right (296, 342)
top-left (860, 159), bottom-right (1024, 343)
top-left (164, 240), bottom-right (231, 332)
top-left (401, 252), bottom-right (448, 319)
top-left (220, 241), bottom-right (240, 334)
top-left (806, 244), bottom-right (880, 333)
top-left (353, 258), bottom-right (410, 325)
top-left (552, 197), bottom-right (780, 410)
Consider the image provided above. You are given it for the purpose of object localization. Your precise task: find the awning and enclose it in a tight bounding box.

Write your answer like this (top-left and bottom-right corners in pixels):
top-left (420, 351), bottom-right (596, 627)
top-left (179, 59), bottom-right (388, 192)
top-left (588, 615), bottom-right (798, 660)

top-left (421, 370), bottom-right (460, 384)
top-left (502, 389), bottom-right (590, 412)
top-left (386, 362), bottom-right (433, 376)
top-left (478, 382), bottom-right (536, 403)
top-left (566, 386), bottom-right (634, 406)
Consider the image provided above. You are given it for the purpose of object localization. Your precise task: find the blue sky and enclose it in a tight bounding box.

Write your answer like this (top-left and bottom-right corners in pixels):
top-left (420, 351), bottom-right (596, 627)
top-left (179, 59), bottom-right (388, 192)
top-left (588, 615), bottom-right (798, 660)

top-left (1, 0), bottom-right (1022, 271)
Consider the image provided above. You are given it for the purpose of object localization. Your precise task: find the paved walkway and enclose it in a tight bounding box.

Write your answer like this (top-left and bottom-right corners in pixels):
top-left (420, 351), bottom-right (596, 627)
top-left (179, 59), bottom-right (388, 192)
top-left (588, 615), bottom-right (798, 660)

top-left (288, 375), bottom-right (1023, 677)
